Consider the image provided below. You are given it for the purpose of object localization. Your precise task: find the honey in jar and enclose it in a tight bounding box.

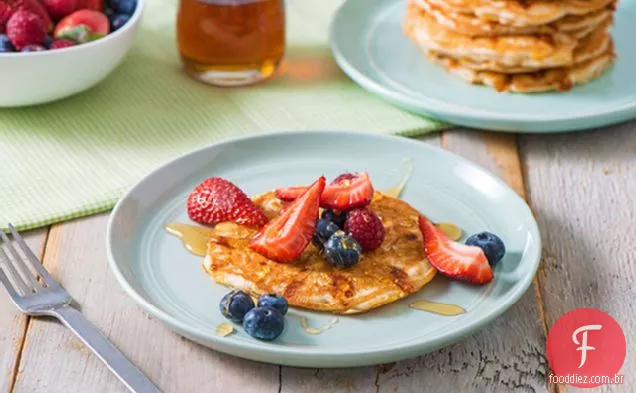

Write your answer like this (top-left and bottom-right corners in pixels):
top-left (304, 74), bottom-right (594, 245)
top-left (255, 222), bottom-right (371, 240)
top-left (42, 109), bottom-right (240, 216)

top-left (177, 0), bottom-right (286, 86)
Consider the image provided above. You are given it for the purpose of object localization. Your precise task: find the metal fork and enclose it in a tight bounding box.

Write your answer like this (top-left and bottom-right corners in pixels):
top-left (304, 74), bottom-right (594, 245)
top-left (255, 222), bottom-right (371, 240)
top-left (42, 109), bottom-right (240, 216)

top-left (0, 224), bottom-right (161, 393)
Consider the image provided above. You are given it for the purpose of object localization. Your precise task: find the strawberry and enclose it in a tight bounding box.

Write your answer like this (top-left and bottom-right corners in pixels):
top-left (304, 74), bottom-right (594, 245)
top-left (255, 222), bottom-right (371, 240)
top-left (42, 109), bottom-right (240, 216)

top-left (187, 177), bottom-right (268, 228)
top-left (250, 177), bottom-right (325, 263)
top-left (0, 2), bottom-right (13, 34)
top-left (419, 216), bottom-right (493, 285)
top-left (49, 38), bottom-right (74, 49)
top-left (274, 172), bottom-right (374, 211)
top-left (41, 0), bottom-right (78, 21)
top-left (5, 0), bottom-right (52, 31)
top-left (344, 207), bottom-right (385, 251)
top-left (54, 9), bottom-right (108, 40)
top-left (76, 0), bottom-right (102, 11)
top-left (6, 9), bottom-right (46, 50)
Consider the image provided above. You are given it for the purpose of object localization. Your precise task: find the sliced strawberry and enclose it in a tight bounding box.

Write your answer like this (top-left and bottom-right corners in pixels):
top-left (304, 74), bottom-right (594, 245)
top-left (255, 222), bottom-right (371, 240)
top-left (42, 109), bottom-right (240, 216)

top-left (274, 185), bottom-right (306, 202)
top-left (187, 177), bottom-right (268, 228)
top-left (274, 172), bottom-right (374, 210)
top-left (419, 216), bottom-right (493, 285)
top-left (250, 176), bottom-right (325, 263)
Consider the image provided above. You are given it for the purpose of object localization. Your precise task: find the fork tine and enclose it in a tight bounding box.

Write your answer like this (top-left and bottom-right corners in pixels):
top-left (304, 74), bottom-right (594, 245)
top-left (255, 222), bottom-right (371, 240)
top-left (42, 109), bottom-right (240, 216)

top-left (0, 231), bottom-right (41, 290)
top-left (0, 246), bottom-right (30, 295)
top-left (0, 267), bottom-right (22, 303)
top-left (7, 224), bottom-right (58, 288)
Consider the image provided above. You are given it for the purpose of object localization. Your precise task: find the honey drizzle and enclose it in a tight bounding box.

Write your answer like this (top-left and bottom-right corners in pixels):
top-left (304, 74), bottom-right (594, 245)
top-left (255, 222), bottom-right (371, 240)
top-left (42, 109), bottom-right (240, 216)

top-left (298, 316), bottom-right (339, 335)
top-left (435, 222), bottom-right (463, 241)
top-left (383, 157), bottom-right (414, 198)
top-left (409, 300), bottom-right (466, 316)
top-left (165, 222), bottom-right (215, 257)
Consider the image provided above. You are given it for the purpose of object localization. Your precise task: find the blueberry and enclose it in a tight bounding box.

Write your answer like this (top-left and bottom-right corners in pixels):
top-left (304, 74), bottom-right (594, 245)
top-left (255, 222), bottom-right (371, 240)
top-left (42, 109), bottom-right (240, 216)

top-left (257, 294), bottom-right (289, 315)
top-left (219, 290), bottom-right (254, 323)
top-left (0, 35), bottom-right (15, 53)
top-left (466, 232), bottom-right (506, 265)
top-left (109, 0), bottom-right (137, 15)
top-left (110, 13), bottom-right (130, 31)
top-left (324, 231), bottom-right (362, 268)
top-left (312, 219), bottom-right (340, 251)
top-left (21, 45), bottom-right (45, 52)
top-left (243, 306), bottom-right (285, 341)
top-left (321, 209), bottom-right (347, 228)
top-left (43, 35), bottom-right (53, 49)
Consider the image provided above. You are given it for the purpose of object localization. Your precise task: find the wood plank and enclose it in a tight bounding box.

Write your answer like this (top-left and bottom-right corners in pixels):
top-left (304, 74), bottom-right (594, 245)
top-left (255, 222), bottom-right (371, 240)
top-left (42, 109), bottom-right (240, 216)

top-left (374, 130), bottom-right (550, 393)
top-left (0, 228), bottom-right (49, 393)
top-left (11, 215), bottom-right (279, 393)
top-left (520, 121), bottom-right (636, 392)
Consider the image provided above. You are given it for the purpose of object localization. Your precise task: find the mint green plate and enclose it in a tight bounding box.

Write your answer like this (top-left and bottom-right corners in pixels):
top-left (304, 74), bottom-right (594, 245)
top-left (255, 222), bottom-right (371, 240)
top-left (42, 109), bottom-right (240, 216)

top-left (330, 0), bottom-right (636, 133)
top-left (106, 131), bottom-right (541, 367)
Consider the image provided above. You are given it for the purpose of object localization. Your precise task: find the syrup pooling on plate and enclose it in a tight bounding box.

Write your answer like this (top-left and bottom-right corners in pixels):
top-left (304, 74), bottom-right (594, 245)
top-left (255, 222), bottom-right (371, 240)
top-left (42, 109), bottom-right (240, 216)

top-left (409, 300), bottom-right (466, 316)
top-left (381, 158), bottom-right (463, 240)
top-left (298, 316), bottom-right (339, 335)
top-left (216, 322), bottom-right (235, 337)
top-left (165, 223), bottom-right (215, 257)
top-left (383, 157), bottom-right (414, 198)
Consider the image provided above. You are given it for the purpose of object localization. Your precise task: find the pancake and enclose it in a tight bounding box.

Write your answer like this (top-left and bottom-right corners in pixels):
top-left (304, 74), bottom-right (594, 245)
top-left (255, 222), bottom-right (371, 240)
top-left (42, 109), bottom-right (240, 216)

top-left (426, 20), bottom-right (612, 73)
top-left (413, 0), bottom-right (614, 37)
top-left (203, 192), bottom-right (437, 314)
top-left (426, 44), bottom-right (615, 93)
top-left (420, 0), bottom-right (614, 27)
top-left (404, 8), bottom-right (583, 69)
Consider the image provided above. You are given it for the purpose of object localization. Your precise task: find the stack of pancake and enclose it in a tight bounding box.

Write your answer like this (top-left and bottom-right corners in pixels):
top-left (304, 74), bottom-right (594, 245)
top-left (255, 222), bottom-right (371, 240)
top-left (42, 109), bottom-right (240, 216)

top-left (403, 0), bottom-right (617, 92)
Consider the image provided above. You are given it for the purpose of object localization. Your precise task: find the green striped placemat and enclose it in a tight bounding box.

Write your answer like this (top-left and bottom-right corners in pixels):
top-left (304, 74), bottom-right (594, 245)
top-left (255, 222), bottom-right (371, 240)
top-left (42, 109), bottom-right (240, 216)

top-left (0, 0), bottom-right (446, 231)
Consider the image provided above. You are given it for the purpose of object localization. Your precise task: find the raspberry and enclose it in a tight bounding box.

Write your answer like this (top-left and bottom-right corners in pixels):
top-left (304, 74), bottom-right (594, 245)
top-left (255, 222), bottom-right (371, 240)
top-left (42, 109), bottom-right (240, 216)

top-left (343, 207), bottom-right (385, 251)
top-left (6, 9), bottom-right (46, 50)
top-left (49, 38), bottom-right (74, 49)
top-left (41, 0), bottom-right (78, 21)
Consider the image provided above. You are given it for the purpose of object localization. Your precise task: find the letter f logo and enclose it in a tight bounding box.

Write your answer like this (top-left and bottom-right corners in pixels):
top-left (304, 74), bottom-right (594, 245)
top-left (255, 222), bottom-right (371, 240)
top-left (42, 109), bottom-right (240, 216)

top-left (572, 324), bottom-right (603, 368)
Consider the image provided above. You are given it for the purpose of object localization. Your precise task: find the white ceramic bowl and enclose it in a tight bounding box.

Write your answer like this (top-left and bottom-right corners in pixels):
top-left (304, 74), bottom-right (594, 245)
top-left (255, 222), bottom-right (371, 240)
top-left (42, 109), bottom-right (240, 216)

top-left (0, 0), bottom-right (143, 107)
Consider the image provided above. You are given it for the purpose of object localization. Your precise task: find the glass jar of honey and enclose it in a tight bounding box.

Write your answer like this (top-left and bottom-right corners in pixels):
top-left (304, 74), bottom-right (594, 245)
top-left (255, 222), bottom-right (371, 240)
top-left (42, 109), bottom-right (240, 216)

top-left (177, 0), bottom-right (285, 86)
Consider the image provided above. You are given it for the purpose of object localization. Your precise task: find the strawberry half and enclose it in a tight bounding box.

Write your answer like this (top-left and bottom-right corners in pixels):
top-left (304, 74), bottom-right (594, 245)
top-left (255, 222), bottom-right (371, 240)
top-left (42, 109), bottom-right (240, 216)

top-left (419, 216), bottom-right (493, 285)
top-left (274, 172), bottom-right (374, 210)
top-left (250, 176), bottom-right (325, 263)
top-left (187, 177), bottom-right (268, 228)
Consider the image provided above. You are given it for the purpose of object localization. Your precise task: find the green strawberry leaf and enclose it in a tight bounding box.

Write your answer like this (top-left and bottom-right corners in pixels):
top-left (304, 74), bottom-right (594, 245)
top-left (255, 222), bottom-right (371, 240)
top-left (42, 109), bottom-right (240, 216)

top-left (56, 25), bottom-right (105, 44)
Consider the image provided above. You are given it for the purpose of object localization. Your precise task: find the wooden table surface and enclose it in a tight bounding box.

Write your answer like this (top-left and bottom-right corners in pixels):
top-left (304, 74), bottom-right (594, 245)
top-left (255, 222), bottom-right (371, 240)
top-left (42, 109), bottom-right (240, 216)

top-left (1, 125), bottom-right (634, 393)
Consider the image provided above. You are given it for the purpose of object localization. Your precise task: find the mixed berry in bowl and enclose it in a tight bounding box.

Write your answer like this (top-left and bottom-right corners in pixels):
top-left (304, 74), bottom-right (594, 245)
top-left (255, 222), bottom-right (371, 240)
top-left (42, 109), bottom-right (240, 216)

top-left (0, 0), bottom-right (137, 53)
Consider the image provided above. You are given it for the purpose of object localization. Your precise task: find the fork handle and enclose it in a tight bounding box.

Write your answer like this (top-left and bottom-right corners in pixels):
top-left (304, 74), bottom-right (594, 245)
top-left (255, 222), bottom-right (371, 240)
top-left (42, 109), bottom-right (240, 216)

top-left (52, 306), bottom-right (162, 393)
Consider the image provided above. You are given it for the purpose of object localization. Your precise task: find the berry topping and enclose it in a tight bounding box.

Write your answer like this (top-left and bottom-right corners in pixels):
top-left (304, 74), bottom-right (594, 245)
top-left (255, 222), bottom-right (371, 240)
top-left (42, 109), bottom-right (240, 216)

top-left (324, 231), bottom-right (362, 268)
top-left (321, 209), bottom-right (347, 228)
top-left (0, 3), bottom-right (13, 34)
top-left (41, 0), bottom-right (78, 22)
top-left (250, 177), bottom-right (325, 263)
top-left (5, 0), bottom-right (52, 32)
top-left (275, 172), bottom-right (374, 211)
top-left (257, 294), bottom-right (288, 315)
top-left (187, 177), bottom-right (268, 228)
top-left (243, 306), bottom-right (285, 341)
top-left (49, 38), bottom-right (74, 49)
top-left (0, 34), bottom-right (15, 52)
top-left (312, 218), bottom-right (340, 252)
top-left (465, 232), bottom-right (506, 266)
top-left (54, 9), bottom-right (109, 41)
top-left (109, 12), bottom-right (128, 31)
top-left (419, 216), bottom-right (493, 285)
top-left (219, 289), bottom-right (254, 323)
top-left (108, 0), bottom-right (136, 15)
top-left (344, 207), bottom-right (385, 251)
top-left (6, 10), bottom-right (46, 50)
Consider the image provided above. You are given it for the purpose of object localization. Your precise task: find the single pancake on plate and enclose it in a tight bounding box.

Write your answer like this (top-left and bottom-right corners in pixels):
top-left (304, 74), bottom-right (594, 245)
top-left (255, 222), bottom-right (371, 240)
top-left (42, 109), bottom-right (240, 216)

top-left (203, 192), bottom-right (436, 314)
